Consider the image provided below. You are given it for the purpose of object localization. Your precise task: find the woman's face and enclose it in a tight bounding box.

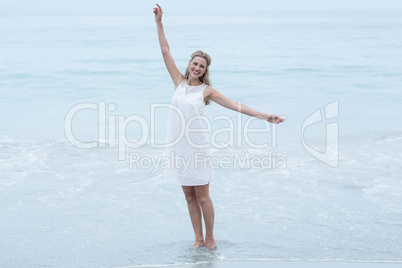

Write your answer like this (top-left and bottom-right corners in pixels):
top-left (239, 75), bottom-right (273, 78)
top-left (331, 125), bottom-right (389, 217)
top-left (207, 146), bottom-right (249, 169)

top-left (188, 56), bottom-right (207, 79)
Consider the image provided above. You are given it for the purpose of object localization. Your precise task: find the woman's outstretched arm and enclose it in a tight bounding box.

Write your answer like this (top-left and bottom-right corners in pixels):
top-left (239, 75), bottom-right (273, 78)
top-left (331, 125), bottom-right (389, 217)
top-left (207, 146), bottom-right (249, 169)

top-left (205, 86), bottom-right (285, 124)
top-left (153, 4), bottom-right (184, 88)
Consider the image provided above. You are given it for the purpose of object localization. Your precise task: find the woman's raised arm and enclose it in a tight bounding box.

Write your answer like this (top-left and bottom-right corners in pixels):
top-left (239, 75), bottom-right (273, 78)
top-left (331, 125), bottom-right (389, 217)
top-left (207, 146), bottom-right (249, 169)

top-left (153, 4), bottom-right (184, 88)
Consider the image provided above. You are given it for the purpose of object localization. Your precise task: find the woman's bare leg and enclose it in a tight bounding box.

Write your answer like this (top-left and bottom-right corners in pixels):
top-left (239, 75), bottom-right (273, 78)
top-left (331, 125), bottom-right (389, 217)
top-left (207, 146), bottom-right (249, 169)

top-left (182, 186), bottom-right (205, 247)
top-left (194, 183), bottom-right (216, 249)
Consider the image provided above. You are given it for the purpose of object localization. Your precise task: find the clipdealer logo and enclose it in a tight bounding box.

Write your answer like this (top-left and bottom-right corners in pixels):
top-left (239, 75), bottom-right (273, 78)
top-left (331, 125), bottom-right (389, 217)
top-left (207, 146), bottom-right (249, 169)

top-left (64, 100), bottom-right (339, 169)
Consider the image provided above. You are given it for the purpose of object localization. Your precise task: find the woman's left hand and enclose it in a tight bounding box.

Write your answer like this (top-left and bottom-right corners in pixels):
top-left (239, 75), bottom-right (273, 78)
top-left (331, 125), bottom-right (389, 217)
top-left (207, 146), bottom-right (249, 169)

top-left (266, 114), bottom-right (285, 124)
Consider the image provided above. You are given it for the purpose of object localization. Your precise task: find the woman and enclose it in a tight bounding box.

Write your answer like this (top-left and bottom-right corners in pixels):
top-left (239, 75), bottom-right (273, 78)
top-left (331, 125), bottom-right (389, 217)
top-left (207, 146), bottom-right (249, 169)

top-left (153, 4), bottom-right (284, 250)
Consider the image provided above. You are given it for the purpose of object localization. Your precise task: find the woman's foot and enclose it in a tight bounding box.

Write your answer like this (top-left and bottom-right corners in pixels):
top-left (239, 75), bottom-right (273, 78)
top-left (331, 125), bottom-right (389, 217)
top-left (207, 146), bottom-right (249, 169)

top-left (193, 239), bottom-right (205, 248)
top-left (205, 237), bottom-right (216, 249)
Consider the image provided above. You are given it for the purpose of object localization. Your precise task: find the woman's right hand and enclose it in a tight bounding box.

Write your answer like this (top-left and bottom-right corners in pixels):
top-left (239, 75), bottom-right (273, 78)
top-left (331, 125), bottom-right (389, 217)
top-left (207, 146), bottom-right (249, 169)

top-left (153, 4), bottom-right (163, 23)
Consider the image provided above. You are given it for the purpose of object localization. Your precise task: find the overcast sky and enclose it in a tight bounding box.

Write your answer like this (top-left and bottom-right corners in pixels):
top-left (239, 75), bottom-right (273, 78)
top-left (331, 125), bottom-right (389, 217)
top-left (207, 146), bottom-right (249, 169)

top-left (1, 0), bottom-right (402, 15)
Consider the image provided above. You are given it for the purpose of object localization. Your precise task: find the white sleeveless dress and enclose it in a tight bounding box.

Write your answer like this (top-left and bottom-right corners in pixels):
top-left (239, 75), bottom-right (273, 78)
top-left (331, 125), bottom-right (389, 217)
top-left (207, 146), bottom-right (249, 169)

top-left (163, 79), bottom-right (215, 186)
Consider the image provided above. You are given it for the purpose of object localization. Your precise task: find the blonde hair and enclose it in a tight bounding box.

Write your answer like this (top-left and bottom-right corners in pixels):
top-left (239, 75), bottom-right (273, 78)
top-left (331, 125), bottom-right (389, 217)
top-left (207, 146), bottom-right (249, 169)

top-left (184, 50), bottom-right (212, 105)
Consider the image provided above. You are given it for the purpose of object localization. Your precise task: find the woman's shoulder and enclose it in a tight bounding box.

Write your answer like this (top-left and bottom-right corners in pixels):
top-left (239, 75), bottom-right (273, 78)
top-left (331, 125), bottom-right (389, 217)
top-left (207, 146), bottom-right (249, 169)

top-left (204, 85), bottom-right (217, 93)
top-left (203, 85), bottom-right (218, 101)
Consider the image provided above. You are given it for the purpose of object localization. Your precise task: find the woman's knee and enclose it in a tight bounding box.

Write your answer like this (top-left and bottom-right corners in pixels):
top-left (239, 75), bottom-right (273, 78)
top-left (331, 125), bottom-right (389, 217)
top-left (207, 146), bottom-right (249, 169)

top-left (182, 186), bottom-right (196, 202)
top-left (183, 192), bottom-right (197, 203)
top-left (195, 193), bottom-right (210, 206)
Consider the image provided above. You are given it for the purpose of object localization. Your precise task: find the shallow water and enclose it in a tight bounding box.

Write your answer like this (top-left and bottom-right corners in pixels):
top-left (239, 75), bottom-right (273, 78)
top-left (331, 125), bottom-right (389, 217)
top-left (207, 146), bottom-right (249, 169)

top-left (1, 10), bottom-right (402, 267)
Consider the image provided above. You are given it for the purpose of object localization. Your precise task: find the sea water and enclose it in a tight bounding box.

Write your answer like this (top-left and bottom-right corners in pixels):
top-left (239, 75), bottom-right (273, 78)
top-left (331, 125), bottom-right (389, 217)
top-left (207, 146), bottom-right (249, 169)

top-left (1, 10), bottom-right (402, 267)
